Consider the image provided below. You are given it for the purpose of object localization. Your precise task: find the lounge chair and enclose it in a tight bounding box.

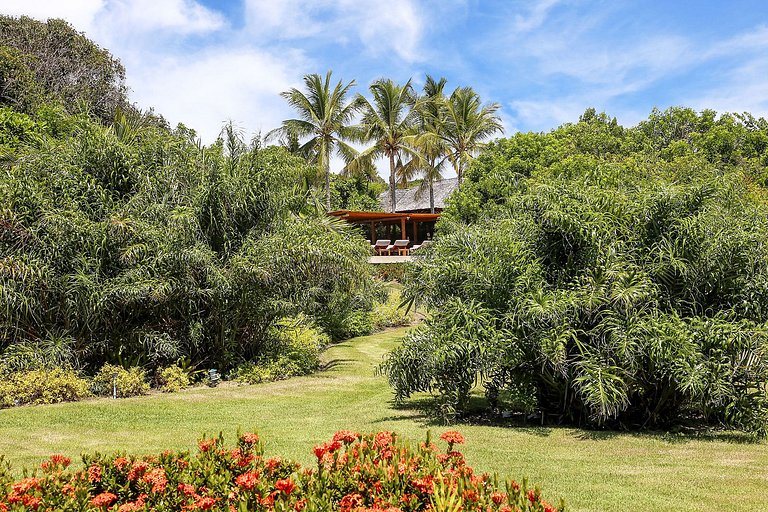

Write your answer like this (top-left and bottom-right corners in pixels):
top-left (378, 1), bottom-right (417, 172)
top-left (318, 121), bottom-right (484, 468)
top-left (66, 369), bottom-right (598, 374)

top-left (392, 239), bottom-right (410, 256)
top-left (373, 239), bottom-right (392, 255)
top-left (410, 240), bottom-right (432, 254)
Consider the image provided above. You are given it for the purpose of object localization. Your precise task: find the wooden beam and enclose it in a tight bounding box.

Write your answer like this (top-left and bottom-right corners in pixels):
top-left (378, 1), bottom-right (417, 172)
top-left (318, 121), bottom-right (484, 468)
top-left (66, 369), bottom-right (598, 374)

top-left (400, 217), bottom-right (406, 240)
top-left (412, 220), bottom-right (418, 244)
top-left (370, 221), bottom-right (375, 243)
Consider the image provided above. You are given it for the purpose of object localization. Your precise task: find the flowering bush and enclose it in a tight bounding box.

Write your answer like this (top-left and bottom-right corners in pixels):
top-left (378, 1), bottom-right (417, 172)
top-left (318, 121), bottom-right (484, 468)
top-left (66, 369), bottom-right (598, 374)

top-left (0, 430), bottom-right (565, 511)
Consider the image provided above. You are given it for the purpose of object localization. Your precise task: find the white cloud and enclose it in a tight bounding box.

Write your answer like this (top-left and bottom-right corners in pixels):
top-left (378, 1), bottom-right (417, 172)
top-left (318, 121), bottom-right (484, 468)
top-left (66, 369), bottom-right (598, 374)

top-left (0, 0), bottom-right (104, 31)
top-left (243, 0), bottom-right (425, 62)
top-left (128, 47), bottom-right (305, 143)
top-left (513, 0), bottom-right (562, 32)
top-left (96, 0), bottom-right (225, 34)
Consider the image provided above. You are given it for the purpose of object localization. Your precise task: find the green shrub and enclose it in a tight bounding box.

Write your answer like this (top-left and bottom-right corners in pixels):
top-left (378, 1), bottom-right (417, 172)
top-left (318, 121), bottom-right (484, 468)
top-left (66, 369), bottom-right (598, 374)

top-left (157, 365), bottom-right (190, 393)
top-left (234, 316), bottom-right (328, 384)
top-left (384, 110), bottom-right (768, 435)
top-left (91, 364), bottom-right (149, 398)
top-left (371, 287), bottom-right (413, 330)
top-left (0, 368), bottom-right (90, 408)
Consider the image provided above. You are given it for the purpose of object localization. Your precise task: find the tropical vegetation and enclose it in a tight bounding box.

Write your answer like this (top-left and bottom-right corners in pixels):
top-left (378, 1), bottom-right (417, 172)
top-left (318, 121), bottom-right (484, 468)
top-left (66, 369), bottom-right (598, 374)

top-left (382, 108), bottom-right (768, 436)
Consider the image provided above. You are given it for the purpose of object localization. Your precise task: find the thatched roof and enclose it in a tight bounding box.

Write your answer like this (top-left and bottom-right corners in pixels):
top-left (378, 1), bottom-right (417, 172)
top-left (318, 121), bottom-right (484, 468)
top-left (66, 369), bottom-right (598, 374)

top-left (379, 178), bottom-right (458, 213)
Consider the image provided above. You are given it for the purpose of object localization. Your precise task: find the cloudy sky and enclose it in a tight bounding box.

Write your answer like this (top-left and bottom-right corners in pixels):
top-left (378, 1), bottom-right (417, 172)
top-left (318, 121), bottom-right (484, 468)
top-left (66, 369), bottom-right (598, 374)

top-left (3, 0), bottom-right (768, 152)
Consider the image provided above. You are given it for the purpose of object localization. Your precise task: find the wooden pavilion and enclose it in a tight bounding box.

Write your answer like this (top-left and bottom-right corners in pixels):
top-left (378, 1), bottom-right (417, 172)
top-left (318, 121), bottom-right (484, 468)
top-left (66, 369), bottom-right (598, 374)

top-left (327, 210), bottom-right (440, 245)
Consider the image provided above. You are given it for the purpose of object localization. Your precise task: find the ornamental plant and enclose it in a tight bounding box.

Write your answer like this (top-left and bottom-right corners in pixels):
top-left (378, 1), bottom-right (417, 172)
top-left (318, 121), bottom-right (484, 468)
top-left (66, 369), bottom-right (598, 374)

top-left (0, 430), bottom-right (565, 512)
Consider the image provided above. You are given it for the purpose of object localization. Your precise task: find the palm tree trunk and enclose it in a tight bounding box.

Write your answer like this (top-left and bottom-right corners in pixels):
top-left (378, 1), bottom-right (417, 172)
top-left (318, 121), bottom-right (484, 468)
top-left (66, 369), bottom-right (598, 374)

top-left (429, 176), bottom-right (435, 214)
top-left (322, 140), bottom-right (331, 212)
top-left (389, 151), bottom-right (397, 212)
top-left (325, 158), bottom-right (331, 212)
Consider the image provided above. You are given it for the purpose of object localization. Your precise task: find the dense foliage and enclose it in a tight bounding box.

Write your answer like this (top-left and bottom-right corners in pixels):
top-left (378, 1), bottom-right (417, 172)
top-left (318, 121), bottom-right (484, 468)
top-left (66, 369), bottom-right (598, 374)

top-left (0, 430), bottom-right (564, 512)
top-left (0, 17), bottom-right (377, 386)
top-left (0, 15), bottom-right (128, 122)
top-left (383, 108), bottom-right (768, 435)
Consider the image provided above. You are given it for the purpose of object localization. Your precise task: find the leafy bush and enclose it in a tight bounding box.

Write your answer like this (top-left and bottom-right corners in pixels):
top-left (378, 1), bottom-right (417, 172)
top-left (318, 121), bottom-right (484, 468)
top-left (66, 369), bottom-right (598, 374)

top-left (92, 364), bottom-right (149, 398)
top-left (0, 368), bottom-right (90, 408)
top-left (0, 430), bottom-right (565, 512)
top-left (384, 109), bottom-right (768, 435)
top-left (371, 287), bottom-right (413, 330)
top-left (157, 365), bottom-right (190, 393)
top-left (234, 316), bottom-right (329, 384)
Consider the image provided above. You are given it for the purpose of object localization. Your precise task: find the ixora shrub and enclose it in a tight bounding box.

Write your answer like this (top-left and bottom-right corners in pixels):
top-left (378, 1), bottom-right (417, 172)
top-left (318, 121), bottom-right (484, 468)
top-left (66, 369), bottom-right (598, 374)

top-left (91, 365), bottom-right (149, 398)
top-left (0, 368), bottom-right (90, 408)
top-left (0, 430), bottom-right (565, 512)
top-left (384, 110), bottom-right (768, 435)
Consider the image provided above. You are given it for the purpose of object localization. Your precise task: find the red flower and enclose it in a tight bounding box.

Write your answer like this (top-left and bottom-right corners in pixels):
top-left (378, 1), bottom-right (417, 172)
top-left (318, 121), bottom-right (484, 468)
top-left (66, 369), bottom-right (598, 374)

top-left (88, 464), bottom-right (102, 482)
top-left (21, 495), bottom-right (41, 510)
top-left (411, 476), bottom-right (434, 494)
top-left (240, 432), bottom-right (259, 445)
top-left (42, 454), bottom-right (71, 470)
top-left (142, 467), bottom-right (168, 493)
top-left (192, 496), bottom-right (217, 510)
top-left (234, 471), bottom-right (260, 491)
top-left (510, 480), bottom-right (520, 491)
top-left (332, 430), bottom-right (359, 444)
top-left (61, 484), bottom-right (75, 496)
top-left (127, 461), bottom-right (149, 481)
top-left (11, 477), bottom-right (40, 494)
top-left (178, 483), bottom-right (197, 496)
top-left (339, 493), bottom-right (364, 512)
top-left (265, 456), bottom-right (282, 471)
top-left (313, 443), bottom-right (327, 460)
top-left (0, 503), bottom-right (8, 512)
top-left (294, 498), bottom-right (308, 511)
top-left (374, 432), bottom-right (394, 449)
top-left (114, 457), bottom-right (130, 470)
top-left (439, 431), bottom-right (465, 445)
top-left (90, 492), bottom-right (118, 508)
top-left (275, 478), bottom-right (296, 495)
top-left (542, 501), bottom-right (557, 512)
top-left (490, 491), bottom-right (508, 505)
top-left (461, 489), bottom-right (479, 502)
top-left (528, 489), bottom-right (539, 503)
top-left (198, 438), bottom-right (217, 453)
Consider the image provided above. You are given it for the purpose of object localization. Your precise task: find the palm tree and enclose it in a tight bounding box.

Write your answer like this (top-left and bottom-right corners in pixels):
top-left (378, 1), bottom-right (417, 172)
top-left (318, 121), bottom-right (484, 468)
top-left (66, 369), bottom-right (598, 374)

top-left (442, 87), bottom-right (503, 183)
top-left (270, 71), bottom-right (362, 211)
top-left (414, 76), bottom-right (449, 213)
top-left (353, 79), bottom-right (420, 213)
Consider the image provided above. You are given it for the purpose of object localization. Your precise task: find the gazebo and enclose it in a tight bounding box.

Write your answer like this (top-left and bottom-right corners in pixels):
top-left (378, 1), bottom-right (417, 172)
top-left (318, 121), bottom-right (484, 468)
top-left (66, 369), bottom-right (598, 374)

top-left (327, 210), bottom-right (440, 245)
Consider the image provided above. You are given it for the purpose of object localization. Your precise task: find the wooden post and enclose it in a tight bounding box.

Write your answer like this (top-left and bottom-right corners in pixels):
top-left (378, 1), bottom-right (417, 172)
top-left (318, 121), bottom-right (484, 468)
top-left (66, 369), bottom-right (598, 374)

top-left (412, 220), bottom-right (418, 244)
top-left (370, 222), bottom-right (376, 242)
top-left (400, 217), bottom-right (406, 240)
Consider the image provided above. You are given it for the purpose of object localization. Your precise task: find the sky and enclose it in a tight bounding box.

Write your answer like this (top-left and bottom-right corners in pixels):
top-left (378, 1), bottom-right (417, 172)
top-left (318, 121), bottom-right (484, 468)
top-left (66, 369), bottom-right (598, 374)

top-left (3, 0), bottom-right (768, 173)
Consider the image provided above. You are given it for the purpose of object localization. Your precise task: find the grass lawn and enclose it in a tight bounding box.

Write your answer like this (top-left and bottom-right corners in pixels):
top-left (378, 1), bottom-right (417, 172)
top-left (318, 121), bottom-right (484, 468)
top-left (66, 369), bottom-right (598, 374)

top-left (1, 327), bottom-right (767, 511)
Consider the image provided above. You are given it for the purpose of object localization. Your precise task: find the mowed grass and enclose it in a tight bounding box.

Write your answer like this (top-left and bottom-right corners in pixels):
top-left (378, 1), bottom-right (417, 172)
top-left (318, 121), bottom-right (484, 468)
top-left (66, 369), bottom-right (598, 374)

top-left (1, 328), bottom-right (767, 511)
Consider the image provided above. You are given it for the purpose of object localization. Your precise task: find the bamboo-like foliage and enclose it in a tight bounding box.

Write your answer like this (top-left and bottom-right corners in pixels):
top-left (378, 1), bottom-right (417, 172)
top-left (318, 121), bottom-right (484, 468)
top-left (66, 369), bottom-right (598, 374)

top-left (0, 109), bottom-right (375, 374)
top-left (382, 108), bottom-right (768, 435)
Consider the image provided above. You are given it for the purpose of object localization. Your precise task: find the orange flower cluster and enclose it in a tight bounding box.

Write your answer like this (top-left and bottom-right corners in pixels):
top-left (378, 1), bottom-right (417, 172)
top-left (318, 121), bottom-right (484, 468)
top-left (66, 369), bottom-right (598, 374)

top-left (0, 430), bottom-right (565, 512)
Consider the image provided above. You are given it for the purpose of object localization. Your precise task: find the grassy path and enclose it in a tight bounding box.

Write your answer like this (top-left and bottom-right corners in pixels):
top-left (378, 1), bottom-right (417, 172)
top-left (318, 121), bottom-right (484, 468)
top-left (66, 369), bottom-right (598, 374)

top-left (1, 328), bottom-right (767, 511)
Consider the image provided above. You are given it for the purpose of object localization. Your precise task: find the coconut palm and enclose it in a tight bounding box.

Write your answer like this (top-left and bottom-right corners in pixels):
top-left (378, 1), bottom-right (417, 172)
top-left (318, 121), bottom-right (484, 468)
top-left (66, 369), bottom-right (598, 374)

top-left (442, 87), bottom-right (503, 183)
top-left (270, 71), bottom-right (362, 211)
top-left (352, 79), bottom-right (420, 212)
top-left (414, 76), bottom-right (449, 213)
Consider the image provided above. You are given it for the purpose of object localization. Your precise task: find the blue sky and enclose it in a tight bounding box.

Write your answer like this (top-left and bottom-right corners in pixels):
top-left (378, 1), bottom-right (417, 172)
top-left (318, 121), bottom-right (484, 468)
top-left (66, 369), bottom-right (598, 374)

top-left (4, 0), bottom-right (768, 172)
